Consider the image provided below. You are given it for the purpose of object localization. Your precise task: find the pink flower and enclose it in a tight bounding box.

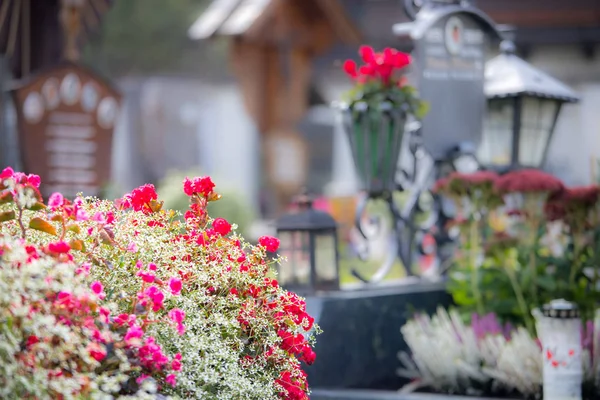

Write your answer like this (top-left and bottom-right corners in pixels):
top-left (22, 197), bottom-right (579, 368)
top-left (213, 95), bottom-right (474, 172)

top-left (212, 218), bottom-right (231, 236)
top-left (0, 166), bottom-right (14, 180)
top-left (91, 281), bottom-right (103, 294)
top-left (148, 262), bottom-right (157, 271)
top-left (169, 277), bottom-right (182, 295)
top-left (105, 212), bottom-right (115, 225)
top-left (26, 174), bottom-right (41, 188)
top-left (75, 207), bottom-right (89, 220)
top-left (75, 262), bottom-right (91, 276)
top-left (183, 176), bottom-right (215, 197)
top-left (343, 60), bottom-right (358, 78)
top-left (92, 212), bottom-right (106, 223)
top-left (99, 307), bottom-right (110, 323)
top-left (48, 241), bottom-right (71, 254)
top-left (124, 324), bottom-right (144, 345)
top-left (87, 343), bottom-right (107, 362)
top-left (258, 236), bottom-right (280, 252)
top-left (121, 184), bottom-right (158, 214)
top-left (48, 192), bottom-right (64, 209)
top-left (171, 354), bottom-right (182, 371)
top-left (168, 308), bottom-right (185, 324)
top-left (127, 241), bottom-right (138, 253)
top-left (90, 281), bottom-right (105, 299)
top-left (166, 373), bottom-right (177, 387)
top-left (137, 271), bottom-right (156, 283)
top-left (359, 45), bottom-right (376, 63)
top-left (144, 286), bottom-right (165, 312)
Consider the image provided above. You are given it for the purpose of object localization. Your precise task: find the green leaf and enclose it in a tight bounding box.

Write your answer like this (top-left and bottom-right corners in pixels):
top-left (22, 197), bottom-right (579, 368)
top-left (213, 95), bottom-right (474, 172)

top-left (0, 191), bottom-right (13, 204)
top-left (536, 275), bottom-right (558, 291)
top-left (29, 217), bottom-right (58, 236)
top-left (26, 202), bottom-right (46, 211)
top-left (0, 211), bottom-right (15, 222)
top-left (67, 224), bottom-right (81, 234)
top-left (69, 239), bottom-right (85, 252)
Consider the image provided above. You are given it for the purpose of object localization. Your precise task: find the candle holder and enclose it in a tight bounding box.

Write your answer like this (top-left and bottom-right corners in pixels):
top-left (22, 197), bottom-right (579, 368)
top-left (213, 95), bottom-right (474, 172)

top-left (534, 299), bottom-right (583, 400)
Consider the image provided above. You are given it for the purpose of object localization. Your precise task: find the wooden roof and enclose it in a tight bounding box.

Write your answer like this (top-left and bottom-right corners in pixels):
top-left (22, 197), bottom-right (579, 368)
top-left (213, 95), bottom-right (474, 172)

top-left (188, 0), bottom-right (361, 45)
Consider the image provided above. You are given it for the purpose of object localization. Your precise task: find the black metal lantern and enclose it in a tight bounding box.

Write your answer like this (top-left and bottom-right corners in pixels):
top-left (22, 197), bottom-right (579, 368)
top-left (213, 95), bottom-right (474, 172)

top-left (275, 191), bottom-right (340, 294)
top-left (481, 40), bottom-right (579, 170)
top-left (340, 101), bottom-right (407, 197)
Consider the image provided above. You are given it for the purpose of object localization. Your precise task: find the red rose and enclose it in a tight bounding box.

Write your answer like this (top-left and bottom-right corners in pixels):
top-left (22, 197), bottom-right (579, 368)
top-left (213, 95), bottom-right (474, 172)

top-left (212, 218), bottom-right (231, 236)
top-left (258, 235), bottom-right (280, 252)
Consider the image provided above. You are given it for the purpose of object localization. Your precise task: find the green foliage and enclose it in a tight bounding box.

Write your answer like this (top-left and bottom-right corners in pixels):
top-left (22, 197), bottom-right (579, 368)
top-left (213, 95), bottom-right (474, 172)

top-left (442, 174), bottom-right (600, 334)
top-left (345, 83), bottom-right (428, 120)
top-left (157, 170), bottom-right (255, 237)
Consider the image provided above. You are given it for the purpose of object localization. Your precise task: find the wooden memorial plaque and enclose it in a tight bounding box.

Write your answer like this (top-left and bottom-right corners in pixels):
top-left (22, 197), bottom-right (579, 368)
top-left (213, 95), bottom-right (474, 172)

top-left (13, 62), bottom-right (121, 198)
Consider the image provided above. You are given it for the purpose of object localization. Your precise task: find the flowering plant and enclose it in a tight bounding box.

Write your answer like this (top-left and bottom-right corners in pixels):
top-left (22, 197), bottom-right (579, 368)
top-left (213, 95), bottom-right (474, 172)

top-left (433, 169), bottom-right (600, 331)
top-left (0, 167), bottom-right (317, 399)
top-left (399, 308), bottom-right (600, 399)
top-left (399, 169), bottom-right (600, 396)
top-left (342, 45), bottom-right (427, 118)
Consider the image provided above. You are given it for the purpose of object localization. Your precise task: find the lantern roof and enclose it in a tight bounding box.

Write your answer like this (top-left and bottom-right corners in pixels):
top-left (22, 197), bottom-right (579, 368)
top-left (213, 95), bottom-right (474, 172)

top-left (276, 208), bottom-right (337, 231)
top-left (485, 41), bottom-right (580, 102)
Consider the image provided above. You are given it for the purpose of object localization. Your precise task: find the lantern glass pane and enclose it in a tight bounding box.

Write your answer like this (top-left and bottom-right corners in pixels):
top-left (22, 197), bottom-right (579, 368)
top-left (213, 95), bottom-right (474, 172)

top-left (277, 231), bottom-right (311, 287)
top-left (518, 97), bottom-right (558, 167)
top-left (480, 98), bottom-right (514, 166)
top-left (292, 231), bottom-right (311, 286)
top-left (277, 232), bottom-right (296, 286)
top-left (314, 232), bottom-right (337, 285)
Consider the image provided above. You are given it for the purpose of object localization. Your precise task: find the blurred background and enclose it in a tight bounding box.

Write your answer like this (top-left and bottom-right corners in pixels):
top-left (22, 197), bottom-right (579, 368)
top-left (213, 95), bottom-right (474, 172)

top-left (1, 0), bottom-right (600, 284)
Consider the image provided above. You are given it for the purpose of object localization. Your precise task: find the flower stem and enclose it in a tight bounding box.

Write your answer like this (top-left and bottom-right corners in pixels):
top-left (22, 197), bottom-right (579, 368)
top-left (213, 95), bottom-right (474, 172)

top-left (505, 263), bottom-right (535, 334)
top-left (527, 217), bottom-right (539, 307)
top-left (17, 205), bottom-right (26, 239)
top-left (569, 233), bottom-right (583, 289)
top-left (469, 219), bottom-right (484, 316)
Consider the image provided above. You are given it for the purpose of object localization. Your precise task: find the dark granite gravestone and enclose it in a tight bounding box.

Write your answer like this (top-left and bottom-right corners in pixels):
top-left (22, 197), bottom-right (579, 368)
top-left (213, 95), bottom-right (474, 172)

top-left (305, 281), bottom-right (452, 390)
top-left (395, 5), bottom-right (502, 160)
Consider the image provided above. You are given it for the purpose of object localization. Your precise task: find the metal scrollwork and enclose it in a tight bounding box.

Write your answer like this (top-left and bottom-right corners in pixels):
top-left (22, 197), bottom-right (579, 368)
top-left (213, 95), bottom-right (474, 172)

top-left (347, 120), bottom-right (471, 283)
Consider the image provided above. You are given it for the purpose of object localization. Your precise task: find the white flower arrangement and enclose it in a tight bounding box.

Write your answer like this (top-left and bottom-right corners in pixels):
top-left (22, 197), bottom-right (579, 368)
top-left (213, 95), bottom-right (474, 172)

top-left (398, 308), bottom-right (543, 396)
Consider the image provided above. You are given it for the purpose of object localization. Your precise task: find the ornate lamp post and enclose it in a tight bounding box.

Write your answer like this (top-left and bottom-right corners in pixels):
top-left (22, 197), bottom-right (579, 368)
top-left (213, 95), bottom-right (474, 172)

top-left (275, 191), bottom-right (340, 294)
top-left (481, 40), bottom-right (580, 170)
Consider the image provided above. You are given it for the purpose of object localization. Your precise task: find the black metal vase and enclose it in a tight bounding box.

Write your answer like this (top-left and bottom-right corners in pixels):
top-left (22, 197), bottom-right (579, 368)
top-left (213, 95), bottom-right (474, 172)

top-left (340, 100), bottom-right (406, 197)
